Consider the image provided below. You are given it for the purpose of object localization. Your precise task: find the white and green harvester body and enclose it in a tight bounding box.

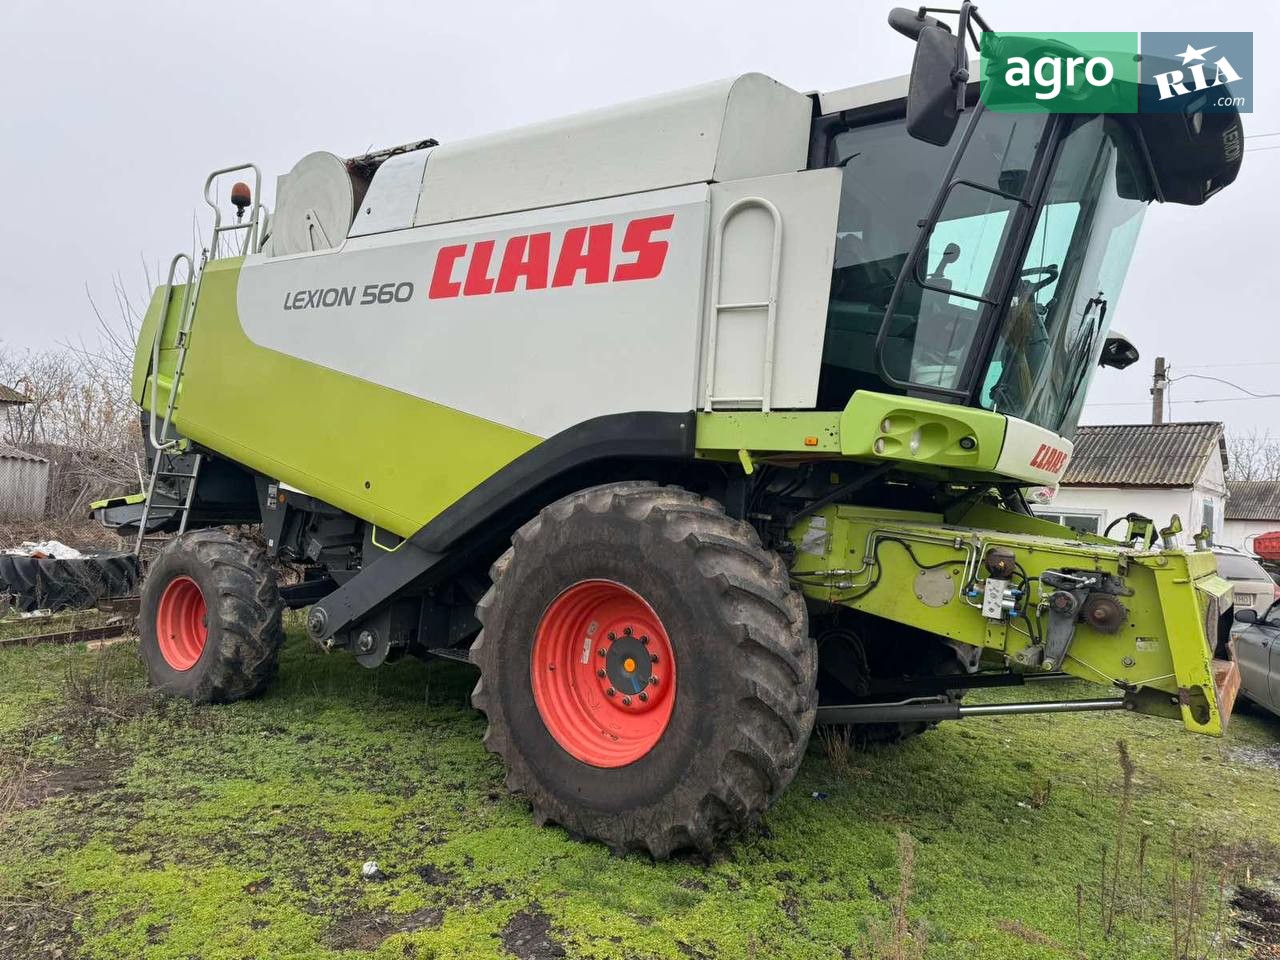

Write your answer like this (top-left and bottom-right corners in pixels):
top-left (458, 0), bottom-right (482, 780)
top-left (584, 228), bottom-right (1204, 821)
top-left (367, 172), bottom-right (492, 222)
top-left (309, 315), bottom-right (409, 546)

top-left (109, 60), bottom-right (1244, 750)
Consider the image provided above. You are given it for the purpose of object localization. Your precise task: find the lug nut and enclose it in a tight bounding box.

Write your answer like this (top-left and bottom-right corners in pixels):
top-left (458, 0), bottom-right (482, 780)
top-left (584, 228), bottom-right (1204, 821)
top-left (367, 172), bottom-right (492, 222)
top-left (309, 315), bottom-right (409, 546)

top-left (639, 692), bottom-right (648, 702)
top-left (623, 626), bottom-right (633, 636)
top-left (641, 635), bottom-right (650, 645)
top-left (607, 632), bottom-right (616, 641)
top-left (650, 654), bottom-right (659, 663)
top-left (649, 677), bottom-right (659, 687)
top-left (597, 648), bottom-right (606, 657)
top-left (606, 687), bottom-right (616, 697)
top-left (596, 669), bottom-right (607, 678)
top-left (622, 696), bottom-right (632, 706)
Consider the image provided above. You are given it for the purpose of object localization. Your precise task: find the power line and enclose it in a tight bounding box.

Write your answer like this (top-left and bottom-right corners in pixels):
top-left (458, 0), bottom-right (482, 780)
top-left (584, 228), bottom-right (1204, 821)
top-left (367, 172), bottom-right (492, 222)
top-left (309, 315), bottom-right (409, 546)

top-left (1246, 145), bottom-right (1280, 154)
top-left (1179, 361), bottom-right (1280, 370)
top-left (1245, 132), bottom-right (1280, 139)
top-left (1168, 372), bottom-right (1280, 400)
top-left (1084, 395), bottom-right (1280, 408)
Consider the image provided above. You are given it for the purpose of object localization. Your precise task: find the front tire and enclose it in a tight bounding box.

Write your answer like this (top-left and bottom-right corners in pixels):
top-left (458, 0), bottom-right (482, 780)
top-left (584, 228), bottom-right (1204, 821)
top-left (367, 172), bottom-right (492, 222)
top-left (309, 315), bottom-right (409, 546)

top-left (471, 482), bottom-right (817, 857)
top-left (138, 530), bottom-right (285, 703)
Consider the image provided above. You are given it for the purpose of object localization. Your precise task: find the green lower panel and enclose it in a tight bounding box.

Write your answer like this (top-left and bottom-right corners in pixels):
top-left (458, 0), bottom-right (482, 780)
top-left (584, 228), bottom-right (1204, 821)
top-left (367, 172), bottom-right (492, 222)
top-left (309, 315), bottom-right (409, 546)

top-left (137, 259), bottom-right (540, 538)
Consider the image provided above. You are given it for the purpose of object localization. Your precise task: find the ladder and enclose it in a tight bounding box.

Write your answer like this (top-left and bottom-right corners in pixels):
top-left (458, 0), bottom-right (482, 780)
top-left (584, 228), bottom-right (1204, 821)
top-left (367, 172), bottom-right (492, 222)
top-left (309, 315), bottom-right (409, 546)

top-left (135, 251), bottom-right (205, 553)
top-left (702, 196), bottom-right (783, 412)
top-left (134, 163), bottom-right (264, 553)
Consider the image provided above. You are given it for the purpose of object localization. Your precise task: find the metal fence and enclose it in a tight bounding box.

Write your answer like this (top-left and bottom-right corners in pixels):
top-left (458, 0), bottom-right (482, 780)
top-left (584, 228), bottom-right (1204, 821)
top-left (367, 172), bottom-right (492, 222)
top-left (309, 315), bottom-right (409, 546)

top-left (0, 445), bottom-right (50, 519)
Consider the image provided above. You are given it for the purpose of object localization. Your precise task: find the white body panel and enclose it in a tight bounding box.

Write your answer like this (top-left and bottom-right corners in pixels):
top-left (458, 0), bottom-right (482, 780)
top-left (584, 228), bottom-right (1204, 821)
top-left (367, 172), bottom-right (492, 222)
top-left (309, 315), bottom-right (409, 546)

top-left (349, 148), bottom-right (433, 237)
top-left (702, 170), bottom-right (842, 410)
top-left (995, 417), bottom-right (1074, 486)
top-left (240, 167), bottom-right (840, 437)
top-left (240, 184), bottom-right (711, 438)
top-left (416, 74), bottom-right (812, 225)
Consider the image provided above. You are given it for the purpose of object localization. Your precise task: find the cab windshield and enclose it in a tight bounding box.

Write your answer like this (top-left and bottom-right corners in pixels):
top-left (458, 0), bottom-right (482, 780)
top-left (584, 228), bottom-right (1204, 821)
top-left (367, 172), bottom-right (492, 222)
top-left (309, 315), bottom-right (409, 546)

top-left (981, 116), bottom-right (1146, 435)
top-left (820, 109), bottom-right (1148, 438)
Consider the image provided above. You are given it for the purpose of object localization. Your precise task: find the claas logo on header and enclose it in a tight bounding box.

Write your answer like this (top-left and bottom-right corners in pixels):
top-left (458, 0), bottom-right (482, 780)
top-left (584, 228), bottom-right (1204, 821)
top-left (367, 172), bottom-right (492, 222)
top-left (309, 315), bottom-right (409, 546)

top-left (428, 214), bottom-right (675, 300)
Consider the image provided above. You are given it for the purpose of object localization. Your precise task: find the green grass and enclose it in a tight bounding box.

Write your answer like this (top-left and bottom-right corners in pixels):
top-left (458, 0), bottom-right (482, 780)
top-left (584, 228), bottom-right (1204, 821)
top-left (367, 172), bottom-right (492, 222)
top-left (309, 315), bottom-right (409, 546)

top-left (2, 622), bottom-right (1279, 959)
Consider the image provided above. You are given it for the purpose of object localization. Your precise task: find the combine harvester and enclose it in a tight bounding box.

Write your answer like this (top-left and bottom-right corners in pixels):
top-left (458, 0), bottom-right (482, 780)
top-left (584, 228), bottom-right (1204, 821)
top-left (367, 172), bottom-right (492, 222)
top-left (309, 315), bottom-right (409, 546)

top-left (95, 5), bottom-right (1246, 854)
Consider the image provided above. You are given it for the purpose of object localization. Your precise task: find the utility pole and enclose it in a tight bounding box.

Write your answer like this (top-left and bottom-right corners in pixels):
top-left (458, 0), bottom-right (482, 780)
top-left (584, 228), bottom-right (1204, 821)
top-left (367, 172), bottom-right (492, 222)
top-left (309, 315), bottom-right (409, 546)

top-left (1150, 356), bottom-right (1167, 425)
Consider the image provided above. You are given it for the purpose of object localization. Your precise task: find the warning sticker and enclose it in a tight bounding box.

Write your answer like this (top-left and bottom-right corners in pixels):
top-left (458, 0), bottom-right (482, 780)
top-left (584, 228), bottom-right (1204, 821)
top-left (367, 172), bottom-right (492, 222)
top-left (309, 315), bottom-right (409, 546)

top-left (799, 515), bottom-right (830, 557)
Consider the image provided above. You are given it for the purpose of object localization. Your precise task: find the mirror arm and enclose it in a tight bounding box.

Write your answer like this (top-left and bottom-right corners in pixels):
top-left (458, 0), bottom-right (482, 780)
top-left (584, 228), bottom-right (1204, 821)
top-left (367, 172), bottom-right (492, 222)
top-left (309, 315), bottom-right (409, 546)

top-left (950, 2), bottom-right (991, 113)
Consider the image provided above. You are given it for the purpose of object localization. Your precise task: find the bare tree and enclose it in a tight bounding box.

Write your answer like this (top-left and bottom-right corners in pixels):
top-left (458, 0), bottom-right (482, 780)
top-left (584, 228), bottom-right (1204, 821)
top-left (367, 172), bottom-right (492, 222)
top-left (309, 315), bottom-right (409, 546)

top-left (0, 269), bottom-right (150, 519)
top-left (1226, 430), bottom-right (1280, 482)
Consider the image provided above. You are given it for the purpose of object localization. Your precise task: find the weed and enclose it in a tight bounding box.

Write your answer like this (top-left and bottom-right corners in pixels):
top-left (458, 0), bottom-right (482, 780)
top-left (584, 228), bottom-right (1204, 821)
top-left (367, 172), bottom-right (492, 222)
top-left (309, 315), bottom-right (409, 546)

top-left (58, 641), bottom-right (151, 736)
top-left (860, 832), bottom-right (926, 960)
top-left (819, 724), bottom-right (857, 778)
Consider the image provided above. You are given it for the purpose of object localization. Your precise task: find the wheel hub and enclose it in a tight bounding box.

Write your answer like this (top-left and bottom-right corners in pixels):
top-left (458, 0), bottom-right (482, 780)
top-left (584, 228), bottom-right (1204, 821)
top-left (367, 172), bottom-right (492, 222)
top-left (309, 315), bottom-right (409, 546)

top-left (602, 632), bottom-right (657, 700)
top-left (155, 575), bottom-right (208, 672)
top-left (530, 580), bottom-right (677, 767)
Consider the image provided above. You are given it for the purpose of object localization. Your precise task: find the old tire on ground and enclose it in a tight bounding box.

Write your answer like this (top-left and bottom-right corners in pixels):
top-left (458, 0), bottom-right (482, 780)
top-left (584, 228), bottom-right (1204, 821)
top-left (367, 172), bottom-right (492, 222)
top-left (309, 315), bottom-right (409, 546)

top-left (0, 550), bottom-right (140, 614)
top-left (138, 529), bottom-right (285, 703)
top-left (471, 482), bottom-right (818, 857)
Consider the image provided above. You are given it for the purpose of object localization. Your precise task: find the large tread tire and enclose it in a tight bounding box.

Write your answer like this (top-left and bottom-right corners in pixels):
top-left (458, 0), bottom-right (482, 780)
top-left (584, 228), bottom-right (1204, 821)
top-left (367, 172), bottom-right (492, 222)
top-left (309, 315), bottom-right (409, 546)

top-left (138, 529), bottom-right (285, 703)
top-left (0, 550), bottom-right (140, 613)
top-left (471, 482), bottom-right (818, 858)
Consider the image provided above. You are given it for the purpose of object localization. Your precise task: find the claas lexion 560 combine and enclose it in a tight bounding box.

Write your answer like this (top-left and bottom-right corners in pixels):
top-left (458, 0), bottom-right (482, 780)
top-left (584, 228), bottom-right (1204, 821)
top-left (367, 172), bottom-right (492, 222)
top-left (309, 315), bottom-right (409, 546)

top-left (95, 5), bottom-right (1246, 854)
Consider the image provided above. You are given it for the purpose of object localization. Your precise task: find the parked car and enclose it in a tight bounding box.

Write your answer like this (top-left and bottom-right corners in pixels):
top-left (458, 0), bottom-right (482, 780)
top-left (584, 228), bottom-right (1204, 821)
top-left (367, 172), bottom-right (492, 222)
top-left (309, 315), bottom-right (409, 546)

top-left (1214, 549), bottom-right (1280, 617)
top-left (1232, 603), bottom-right (1280, 718)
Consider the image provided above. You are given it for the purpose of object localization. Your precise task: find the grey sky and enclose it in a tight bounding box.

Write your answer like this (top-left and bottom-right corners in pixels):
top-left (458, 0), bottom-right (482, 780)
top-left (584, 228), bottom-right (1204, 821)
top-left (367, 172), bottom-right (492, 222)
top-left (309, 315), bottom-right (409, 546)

top-left (3, 0), bottom-right (1277, 432)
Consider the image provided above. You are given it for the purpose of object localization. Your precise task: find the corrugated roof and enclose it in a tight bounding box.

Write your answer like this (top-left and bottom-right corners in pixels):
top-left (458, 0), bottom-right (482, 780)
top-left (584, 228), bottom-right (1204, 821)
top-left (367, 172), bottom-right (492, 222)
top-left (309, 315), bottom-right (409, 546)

top-left (1061, 422), bottom-right (1227, 488)
top-left (1227, 480), bottom-right (1280, 521)
top-left (0, 444), bottom-right (49, 464)
top-left (0, 384), bottom-right (31, 405)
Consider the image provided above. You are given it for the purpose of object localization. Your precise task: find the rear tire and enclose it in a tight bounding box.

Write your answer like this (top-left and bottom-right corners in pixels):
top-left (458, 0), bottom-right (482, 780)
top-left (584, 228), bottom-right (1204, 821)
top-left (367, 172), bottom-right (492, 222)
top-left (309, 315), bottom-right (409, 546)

top-left (138, 530), bottom-right (285, 703)
top-left (471, 482), bottom-right (817, 857)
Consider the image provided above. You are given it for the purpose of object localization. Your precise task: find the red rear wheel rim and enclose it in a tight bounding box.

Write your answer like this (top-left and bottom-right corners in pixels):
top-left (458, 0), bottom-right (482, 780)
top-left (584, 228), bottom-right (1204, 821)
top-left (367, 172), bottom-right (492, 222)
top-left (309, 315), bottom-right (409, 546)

top-left (531, 580), bottom-right (677, 768)
top-left (156, 575), bottom-right (207, 671)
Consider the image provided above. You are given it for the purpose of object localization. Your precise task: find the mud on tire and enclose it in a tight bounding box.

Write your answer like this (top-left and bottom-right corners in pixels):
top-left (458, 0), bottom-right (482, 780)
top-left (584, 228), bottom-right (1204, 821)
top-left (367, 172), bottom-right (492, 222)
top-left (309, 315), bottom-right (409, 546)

top-left (471, 482), bottom-right (818, 858)
top-left (0, 550), bottom-right (139, 614)
top-left (138, 529), bottom-right (285, 703)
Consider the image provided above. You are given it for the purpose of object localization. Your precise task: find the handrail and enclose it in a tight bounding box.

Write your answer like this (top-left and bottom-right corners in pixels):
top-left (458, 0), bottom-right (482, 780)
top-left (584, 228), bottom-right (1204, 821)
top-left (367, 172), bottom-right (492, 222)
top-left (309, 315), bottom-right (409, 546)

top-left (203, 163), bottom-right (263, 257)
top-left (147, 253), bottom-right (195, 450)
top-left (702, 196), bottom-right (783, 412)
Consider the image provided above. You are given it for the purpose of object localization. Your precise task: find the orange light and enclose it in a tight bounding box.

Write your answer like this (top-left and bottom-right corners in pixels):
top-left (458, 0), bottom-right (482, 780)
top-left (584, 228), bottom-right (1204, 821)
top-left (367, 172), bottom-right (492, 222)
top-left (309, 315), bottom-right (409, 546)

top-left (804, 436), bottom-right (819, 446)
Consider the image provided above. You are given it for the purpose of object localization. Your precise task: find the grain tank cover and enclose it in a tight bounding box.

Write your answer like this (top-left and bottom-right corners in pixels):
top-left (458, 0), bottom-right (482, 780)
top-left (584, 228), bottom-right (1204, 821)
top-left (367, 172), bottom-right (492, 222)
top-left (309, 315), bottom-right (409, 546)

top-left (415, 73), bottom-right (813, 225)
top-left (267, 151), bottom-right (359, 257)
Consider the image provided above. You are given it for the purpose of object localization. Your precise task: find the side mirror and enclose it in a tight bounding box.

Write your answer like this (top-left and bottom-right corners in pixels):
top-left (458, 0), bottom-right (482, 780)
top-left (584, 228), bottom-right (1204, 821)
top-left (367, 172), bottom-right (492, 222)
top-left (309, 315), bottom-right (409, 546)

top-left (1100, 331), bottom-right (1140, 370)
top-left (905, 24), bottom-right (965, 146)
top-left (1235, 607), bottom-right (1258, 624)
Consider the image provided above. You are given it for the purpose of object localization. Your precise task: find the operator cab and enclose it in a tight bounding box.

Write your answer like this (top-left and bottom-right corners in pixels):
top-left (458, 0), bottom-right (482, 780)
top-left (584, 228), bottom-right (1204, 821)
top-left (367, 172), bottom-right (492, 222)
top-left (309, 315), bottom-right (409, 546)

top-left (813, 6), bottom-right (1244, 441)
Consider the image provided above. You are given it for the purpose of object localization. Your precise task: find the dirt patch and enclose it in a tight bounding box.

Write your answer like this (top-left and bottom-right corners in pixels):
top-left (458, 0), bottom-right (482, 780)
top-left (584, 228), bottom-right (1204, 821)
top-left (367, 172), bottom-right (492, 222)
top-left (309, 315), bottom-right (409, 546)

top-left (326, 907), bottom-right (444, 950)
top-left (0, 893), bottom-right (81, 958)
top-left (995, 918), bottom-right (1063, 949)
top-left (1228, 744), bottom-right (1280, 771)
top-left (8, 755), bottom-right (118, 812)
top-left (1211, 838), bottom-right (1280, 879)
top-left (1234, 886), bottom-right (1280, 958)
top-left (414, 863), bottom-right (455, 886)
top-left (500, 904), bottom-right (565, 959)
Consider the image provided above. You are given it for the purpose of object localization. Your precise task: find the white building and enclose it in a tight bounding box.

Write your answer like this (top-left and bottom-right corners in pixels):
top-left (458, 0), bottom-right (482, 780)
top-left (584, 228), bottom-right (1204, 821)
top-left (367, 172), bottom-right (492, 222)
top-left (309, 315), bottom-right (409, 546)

top-left (1033, 422), bottom-right (1228, 543)
top-left (1223, 480), bottom-right (1280, 553)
